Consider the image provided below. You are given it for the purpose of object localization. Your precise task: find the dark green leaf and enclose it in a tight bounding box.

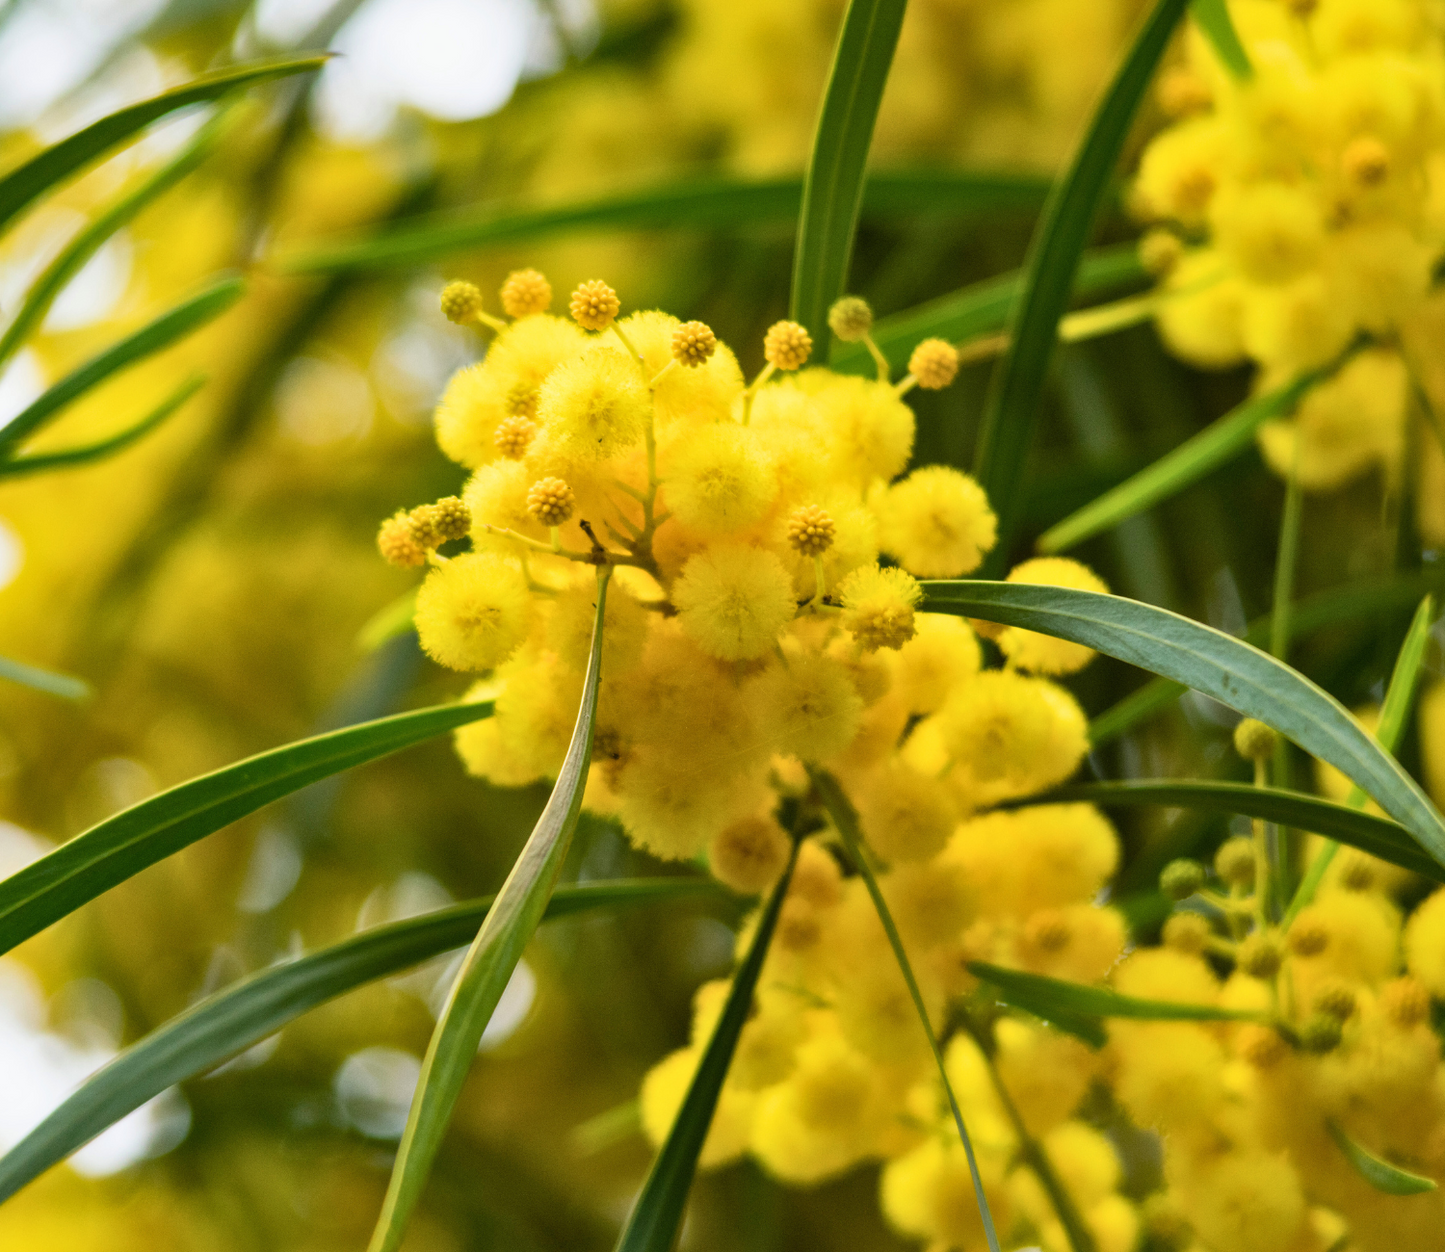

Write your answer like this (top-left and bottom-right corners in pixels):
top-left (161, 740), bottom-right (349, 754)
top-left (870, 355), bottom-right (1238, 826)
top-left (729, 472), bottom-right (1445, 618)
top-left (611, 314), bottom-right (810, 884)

top-left (972, 0), bottom-right (1190, 570)
top-left (0, 55), bottom-right (326, 234)
top-left (1190, 0), bottom-right (1251, 78)
top-left (278, 171), bottom-right (1052, 275)
top-left (614, 851), bottom-right (797, 1252)
top-left (0, 878), bottom-right (723, 1203)
top-left (0, 699), bottom-right (495, 955)
top-left (0, 374), bottom-right (205, 479)
top-left (790, 0), bottom-right (910, 347)
top-left (920, 581), bottom-right (1445, 864)
top-left (0, 277), bottom-right (244, 458)
top-left (1327, 1121), bottom-right (1438, 1196)
top-left (0, 654), bottom-right (91, 702)
top-left (368, 571), bottom-right (611, 1252)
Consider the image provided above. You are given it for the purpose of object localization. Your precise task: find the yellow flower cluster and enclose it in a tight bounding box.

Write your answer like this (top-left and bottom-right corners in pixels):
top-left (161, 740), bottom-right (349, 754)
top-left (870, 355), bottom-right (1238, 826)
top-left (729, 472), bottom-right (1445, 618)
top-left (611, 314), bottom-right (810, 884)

top-left (1133, 0), bottom-right (1445, 491)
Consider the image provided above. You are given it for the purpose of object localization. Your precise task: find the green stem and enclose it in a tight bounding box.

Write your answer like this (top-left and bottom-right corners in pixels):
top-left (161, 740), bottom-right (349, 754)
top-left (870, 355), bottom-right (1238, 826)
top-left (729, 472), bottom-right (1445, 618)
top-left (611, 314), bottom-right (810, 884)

top-left (1268, 453), bottom-right (1303, 916)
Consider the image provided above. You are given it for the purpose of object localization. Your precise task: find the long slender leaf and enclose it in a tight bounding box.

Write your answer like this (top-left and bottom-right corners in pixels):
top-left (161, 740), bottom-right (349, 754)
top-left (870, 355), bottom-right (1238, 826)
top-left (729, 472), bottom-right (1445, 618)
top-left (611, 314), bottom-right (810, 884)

top-left (1089, 570), bottom-right (1445, 746)
top-left (1031, 781), bottom-right (1445, 886)
top-left (1190, 0), bottom-right (1251, 78)
top-left (1327, 1121), bottom-right (1438, 1196)
top-left (0, 654), bottom-right (91, 702)
top-left (0, 55), bottom-right (326, 234)
top-left (614, 849), bottom-right (798, 1252)
top-left (278, 171), bottom-right (1054, 275)
top-left (0, 374), bottom-right (204, 479)
top-left (0, 878), bottom-right (724, 1203)
top-left (790, 0), bottom-right (910, 347)
top-left (1038, 355), bottom-right (1347, 554)
top-left (0, 699), bottom-right (495, 955)
top-left (358, 587), bottom-right (418, 652)
top-left (368, 570), bottom-right (611, 1252)
top-left (0, 276), bottom-right (244, 458)
top-left (0, 107), bottom-right (238, 372)
top-left (831, 243), bottom-right (1145, 376)
top-left (812, 768), bottom-right (1004, 1252)
top-left (920, 581), bottom-right (1445, 864)
top-left (973, 0), bottom-right (1190, 571)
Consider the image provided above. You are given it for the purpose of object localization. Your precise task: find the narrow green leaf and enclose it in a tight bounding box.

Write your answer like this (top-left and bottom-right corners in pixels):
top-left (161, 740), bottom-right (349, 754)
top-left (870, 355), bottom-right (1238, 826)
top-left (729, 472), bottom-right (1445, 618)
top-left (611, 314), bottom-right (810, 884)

top-left (0, 106), bottom-right (238, 372)
top-left (357, 587), bottom-right (418, 652)
top-left (278, 171), bottom-right (1053, 275)
top-left (0, 654), bottom-right (91, 702)
top-left (1030, 781), bottom-right (1445, 886)
top-left (0, 374), bottom-right (204, 479)
top-left (0, 55), bottom-right (326, 234)
top-left (812, 768), bottom-right (1004, 1252)
top-left (0, 878), bottom-right (722, 1203)
top-left (920, 581), bottom-right (1445, 864)
top-left (368, 570), bottom-right (611, 1252)
top-left (1089, 570), bottom-right (1445, 746)
top-left (1327, 1121), bottom-right (1438, 1196)
top-left (830, 243), bottom-right (1145, 376)
top-left (0, 699), bottom-right (495, 955)
top-left (790, 0), bottom-right (910, 347)
top-left (1190, 0), bottom-right (1252, 78)
top-left (614, 848), bottom-right (798, 1252)
top-left (0, 277), bottom-right (244, 458)
top-left (973, 0), bottom-right (1190, 570)
top-left (969, 962), bottom-right (1267, 1041)
top-left (1038, 354), bottom-right (1347, 555)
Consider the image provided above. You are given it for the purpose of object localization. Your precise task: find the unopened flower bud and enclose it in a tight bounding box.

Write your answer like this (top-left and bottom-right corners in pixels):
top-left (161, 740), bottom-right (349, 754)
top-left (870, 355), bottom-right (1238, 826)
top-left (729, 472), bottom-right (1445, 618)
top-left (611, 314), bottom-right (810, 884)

top-left (440, 280), bottom-right (485, 325)
top-left (378, 512), bottom-right (425, 567)
top-left (429, 496), bottom-right (471, 542)
top-left (1312, 981), bottom-right (1357, 1021)
top-left (909, 338), bottom-right (960, 390)
top-left (1139, 228), bottom-right (1183, 276)
top-left (504, 383), bottom-right (539, 420)
top-left (1288, 919), bottom-right (1329, 957)
top-left (527, 477), bottom-right (575, 526)
top-left (1215, 837), bottom-right (1257, 887)
top-left (1337, 852), bottom-right (1377, 892)
top-left (1160, 858), bottom-right (1205, 901)
top-left (786, 505), bottom-right (836, 557)
top-left (500, 268), bottom-right (551, 317)
top-left (827, 296), bottom-right (873, 342)
top-left (1162, 910), bottom-right (1211, 954)
top-left (1380, 977), bottom-right (1430, 1027)
top-left (1237, 1023), bottom-right (1289, 1069)
top-left (672, 320), bottom-right (717, 367)
top-left (1237, 932), bottom-right (1284, 979)
top-left (569, 279), bottom-right (620, 330)
top-left (1299, 1012), bottom-right (1344, 1053)
top-left (494, 415), bottom-right (537, 460)
top-left (763, 320), bottom-right (812, 370)
top-left (1233, 718), bottom-right (1279, 763)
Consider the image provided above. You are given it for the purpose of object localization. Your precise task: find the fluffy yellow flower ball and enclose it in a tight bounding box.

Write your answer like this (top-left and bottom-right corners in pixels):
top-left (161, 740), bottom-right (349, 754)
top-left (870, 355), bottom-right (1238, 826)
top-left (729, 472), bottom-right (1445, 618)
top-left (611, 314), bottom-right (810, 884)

top-left (413, 552), bottom-right (533, 672)
top-left (997, 557), bottom-right (1109, 674)
top-left (877, 465), bottom-right (997, 577)
top-left (671, 542), bottom-right (797, 660)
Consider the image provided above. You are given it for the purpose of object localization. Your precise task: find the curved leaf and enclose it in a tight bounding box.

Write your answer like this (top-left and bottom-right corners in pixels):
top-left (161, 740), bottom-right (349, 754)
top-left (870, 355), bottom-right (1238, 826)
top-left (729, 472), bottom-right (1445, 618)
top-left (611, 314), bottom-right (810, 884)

top-left (1190, 0), bottom-right (1251, 78)
top-left (1327, 1121), bottom-right (1438, 1196)
top-left (972, 0), bottom-right (1190, 570)
top-left (920, 581), bottom-right (1445, 864)
top-left (0, 878), bottom-right (723, 1203)
top-left (0, 699), bottom-right (495, 955)
top-left (614, 850), bottom-right (797, 1252)
top-left (368, 570), bottom-right (610, 1252)
top-left (0, 55), bottom-right (326, 234)
top-left (357, 587), bottom-right (418, 652)
top-left (0, 654), bottom-right (91, 702)
top-left (0, 276), bottom-right (244, 458)
top-left (790, 0), bottom-right (910, 346)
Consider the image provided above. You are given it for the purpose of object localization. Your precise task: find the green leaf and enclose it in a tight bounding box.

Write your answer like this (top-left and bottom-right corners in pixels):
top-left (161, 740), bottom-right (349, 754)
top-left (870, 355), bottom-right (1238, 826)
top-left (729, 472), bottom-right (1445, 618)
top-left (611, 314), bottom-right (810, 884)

top-left (0, 699), bottom-right (495, 955)
top-left (1038, 353), bottom-right (1348, 554)
top-left (1031, 781), bottom-right (1445, 886)
top-left (368, 570), bottom-right (611, 1252)
top-left (1089, 570), bottom-right (1445, 746)
top-left (357, 587), bottom-right (418, 652)
top-left (830, 243), bottom-right (1145, 376)
top-left (0, 374), bottom-right (205, 479)
top-left (972, 0), bottom-right (1190, 571)
top-left (920, 581), bottom-right (1445, 865)
top-left (277, 171), bottom-right (1053, 275)
top-left (811, 768), bottom-right (1004, 1252)
top-left (0, 877), bottom-right (723, 1203)
top-left (0, 105), bottom-right (239, 373)
top-left (1190, 0), bottom-right (1252, 78)
top-left (968, 962), bottom-right (1267, 1045)
top-left (0, 55), bottom-right (326, 235)
top-left (0, 277), bottom-right (244, 458)
top-left (1327, 1121), bottom-right (1438, 1196)
top-left (0, 654), bottom-right (91, 702)
top-left (790, 0), bottom-right (910, 348)
top-left (613, 850), bottom-right (798, 1252)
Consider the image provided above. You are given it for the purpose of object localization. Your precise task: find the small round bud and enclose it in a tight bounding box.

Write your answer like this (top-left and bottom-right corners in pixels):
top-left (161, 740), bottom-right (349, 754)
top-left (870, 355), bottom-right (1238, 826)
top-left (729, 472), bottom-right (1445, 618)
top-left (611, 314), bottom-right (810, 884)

top-left (440, 280), bottom-right (485, 325)
top-left (500, 268), bottom-right (551, 317)
top-left (407, 505), bottom-right (442, 549)
top-left (827, 296), bottom-right (873, 342)
top-left (1337, 852), bottom-right (1377, 892)
top-left (569, 279), bottom-right (620, 330)
top-left (672, 320), bottom-right (717, 367)
top-left (504, 382), bottom-right (539, 420)
top-left (1380, 977), bottom-right (1430, 1027)
top-left (1162, 911), bottom-right (1211, 955)
top-left (1311, 981), bottom-right (1358, 1021)
top-left (1237, 1023), bottom-right (1289, 1069)
top-left (1341, 136), bottom-right (1390, 188)
top-left (1233, 718), bottom-right (1278, 763)
top-left (494, 415), bottom-right (537, 460)
top-left (378, 512), bottom-right (425, 567)
top-left (1139, 228), bottom-right (1183, 276)
top-left (763, 320), bottom-right (812, 371)
top-left (1023, 908), bottom-right (1071, 953)
top-left (908, 338), bottom-right (960, 390)
top-left (1160, 858), bottom-right (1206, 901)
top-left (1299, 1012), bottom-right (1344, 1054)
top-left (1215, 837), bottom-right (1257, 888)
top-left (1237, 932), bottom-right (1284, 979)
top-left (1287, 919), bottom-right (1329, 957)
top-left (526, 477), bottom-right (575, 527)
top-left (786, 505), bottom-right (836, 557)
top-left (430, 496), bottom-right (471, 542)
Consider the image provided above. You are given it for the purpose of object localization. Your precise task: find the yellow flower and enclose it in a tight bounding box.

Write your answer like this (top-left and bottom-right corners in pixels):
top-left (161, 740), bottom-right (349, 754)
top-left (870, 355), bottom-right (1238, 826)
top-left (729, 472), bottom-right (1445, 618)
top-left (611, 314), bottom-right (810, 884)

top-left (413, 552), bottom-right (532, 672)
top-left (876, 465), bottom-right (996, 577)
top-left (671, 542), bottom-right (796, 660)
top-left (997, 557), bottom-right (1109, 675)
